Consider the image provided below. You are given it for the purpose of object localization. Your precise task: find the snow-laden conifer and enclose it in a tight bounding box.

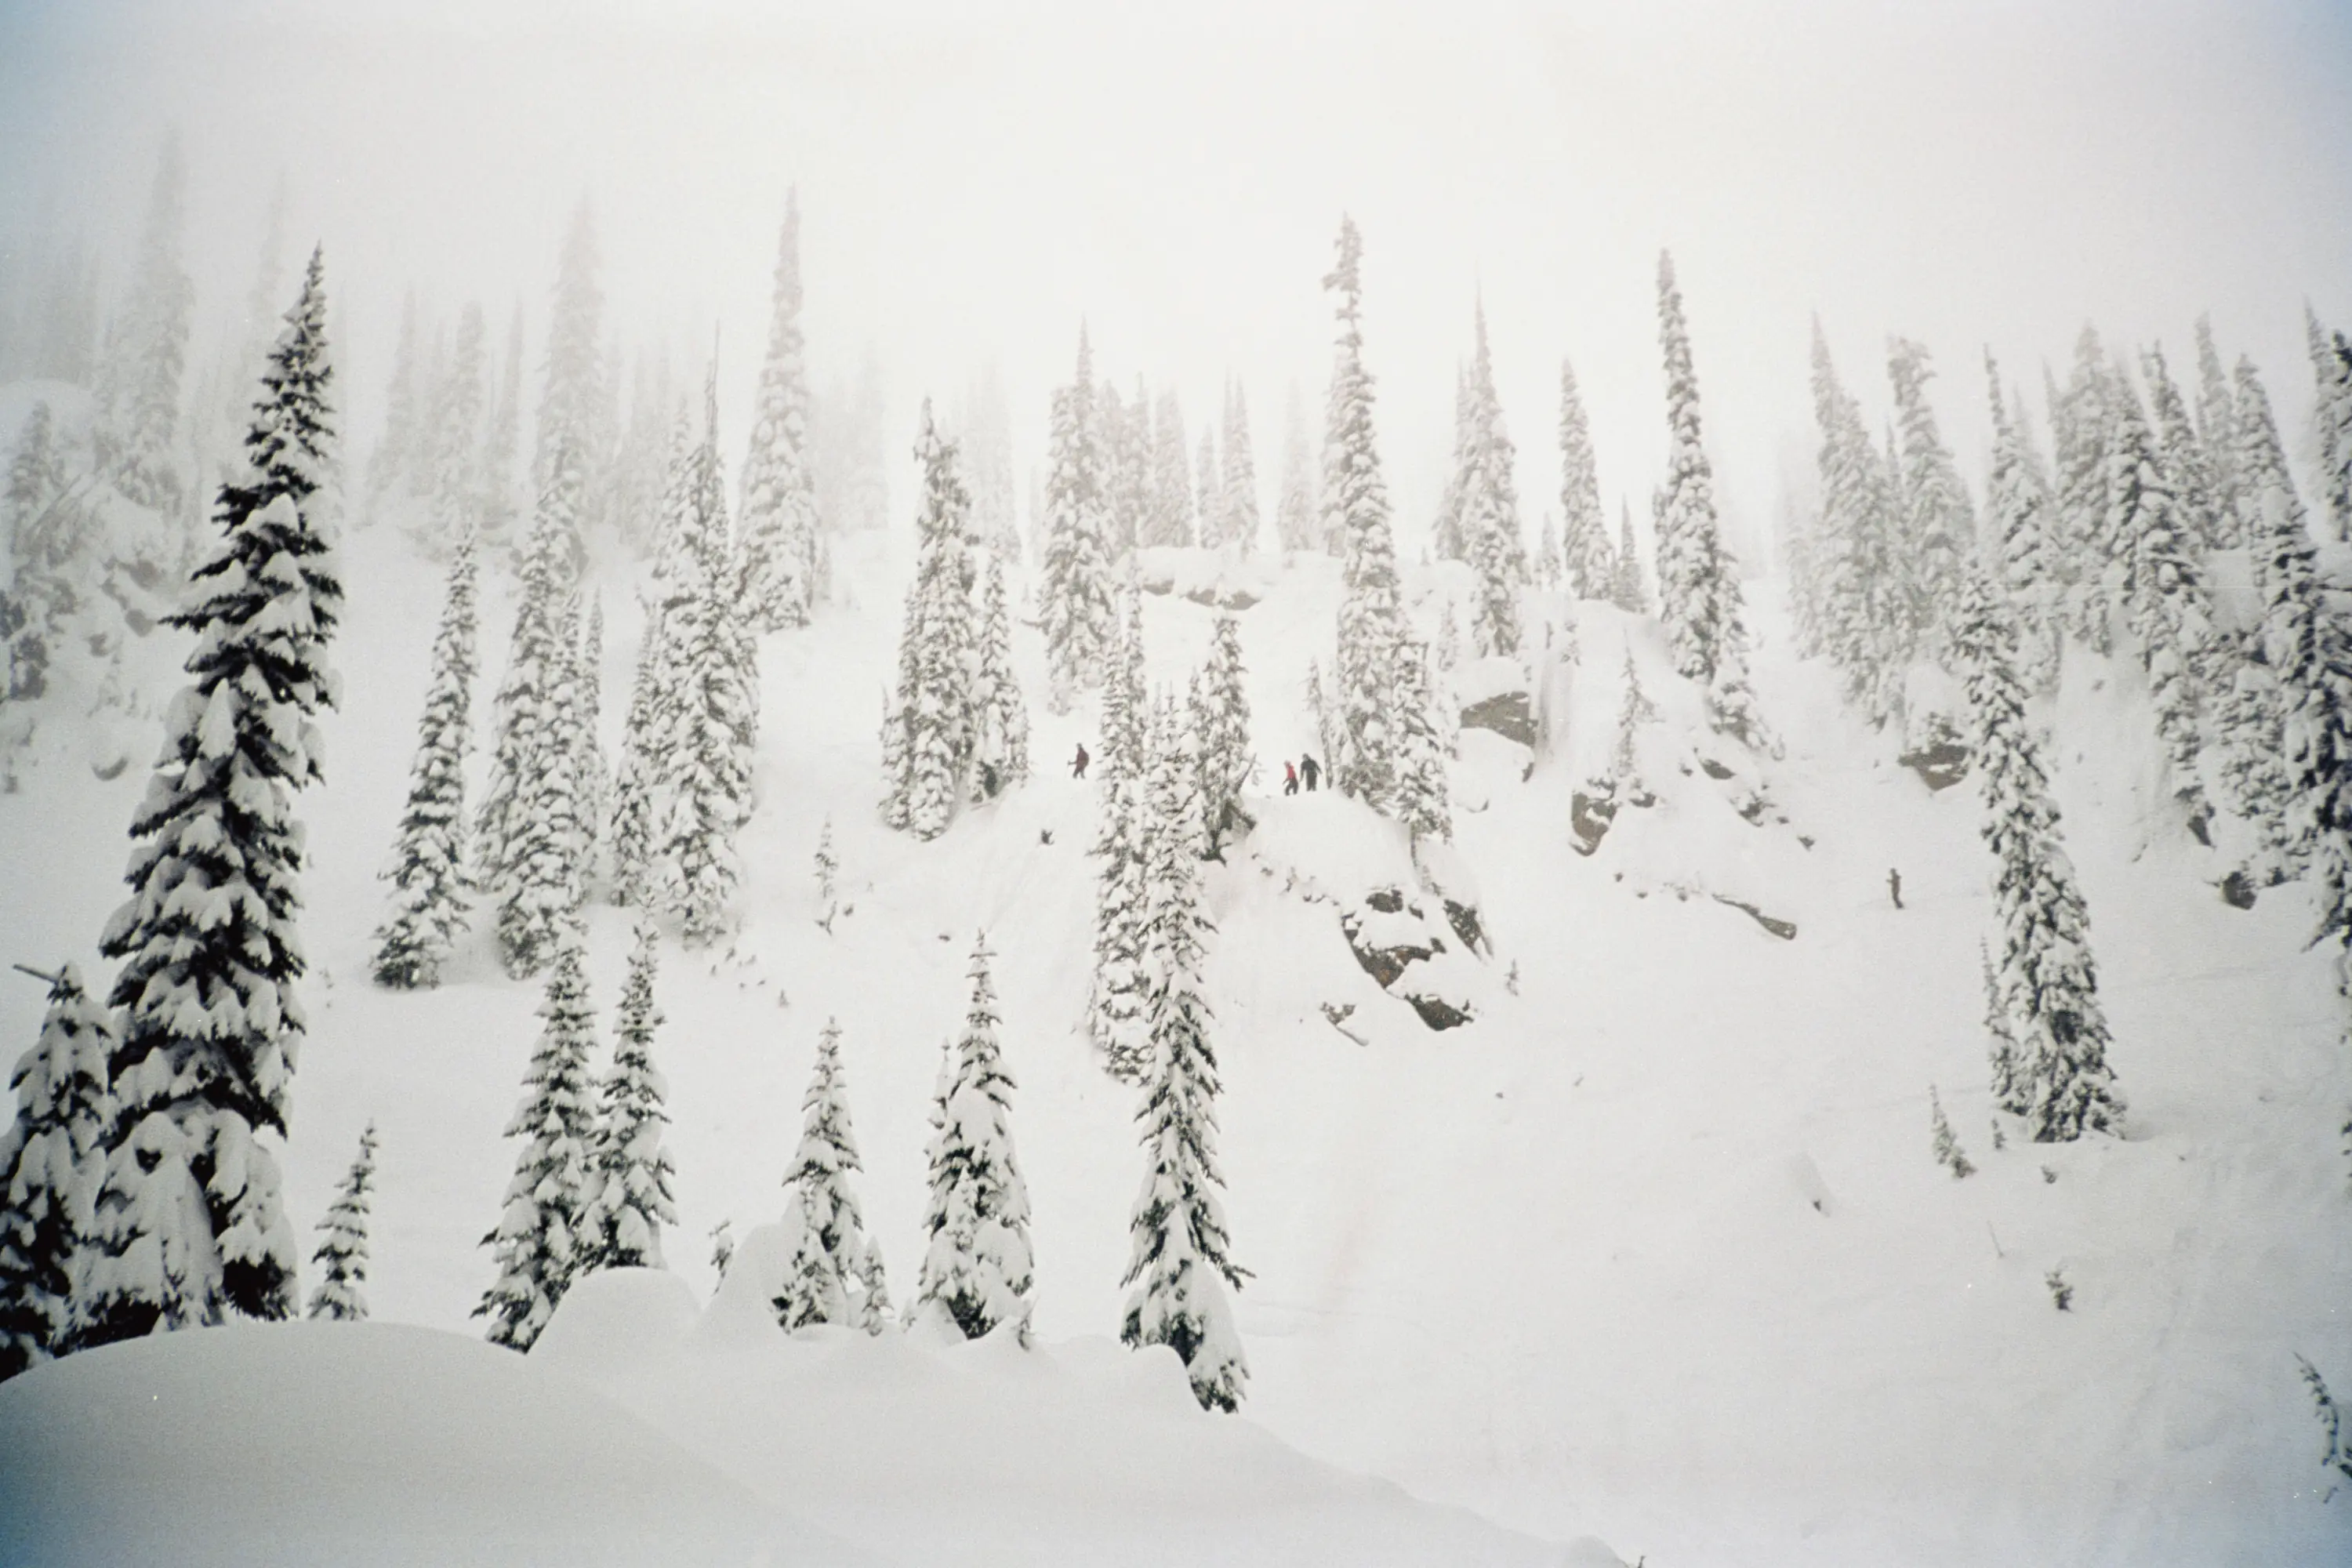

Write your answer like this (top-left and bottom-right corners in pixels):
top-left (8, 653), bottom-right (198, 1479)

top-left (1122, 702), bottom-right (1248, 1412)
top-left (417, 301), bottom-right (486, 558)
top-left (1927, 1087), bottom-right (1976, 1180)
top-left (1090, 586), bottom-right (1152, 1080)
top-left (2050, 328), bottom-right (2118, 652)
top-left (737, 193), bottom-right (821, 630)
top-left (969, 552), bottom-right (1030, 802)
top-left (532, 201), bottom-right (607, 579)
top-left (100, 139), bottom-right (193, 517)
top-left (1102, 379), bottom-right (1151, 560)
top-left (477, 925), bottom-right (597, 1350)
top-left (1321, 217), bottom-right (1410, 808)
top-left (813, 817), bottom-right (840, 930)
top-left (1189, 615), bottom-right (1252, 857)
top-left (481, 303), bottom-right (524, 550)
top-left (1612, 502), bottom-right (1649, 615)
top-left (1886, 336), bottom-right (1974, 659)
top-left (1147, 387), bottom-right (1192, 549)
top-left (1276, 383), bottom-right (1318, 554)
top-left (2308, 307), bottom-right (2352, 544)
top-left (574, 599), bottom-right (608, 867)
top-left (2108, 372), bottom-right (2216, 840)
top-left (366, 293), bottom-right (424, 517)
top-left (1952, 564), bottom-right (2125, 1142)
top-left (914, 932), bottom-right (1034, 1342)
top-left (2192, 316), bottom-right (2238, 545)
top-left (2143, 344), bottom-right (2223, 557)
top-left (1557, 357), bottom-right (1614, 601)
top-left (658, 375), bottom-right (757, 943)
top-left (305, 1122), bottom-right (377, 1322)
top-left (372, 532), bottom-right (479, 988)
top-left (1390, 641), bottom-right (1453, 844)
top-left (774, 1018), bottom-right (892, 1333)
top-left (1193, 426), bottom-right (1221, 550)
top-left (74, 250), bottom-right (340, 1348)
top-left (1221, 379), bottom-right (1259, 556)
top-left (880, 404), bottom-right (977, 838)
top-left (1983, 355), bottom-right (2060, 694)
top-left (475, 495), bottom-right (585, 977)
top-left (1653, 253), bottom-right (1766, 750)
top-left (606, 608), bottom-right (666, 909)
top-left (0, 964), bottom-right (114, 1379)
top-left (581, 923), bottom-right (677, 1272)
top-left (1039, 328), bottom-right (1115, 710)
top-left (1457, 303), bottom-right (1525, 659)
top-left (1809, 325), bottom-right (1908, 720)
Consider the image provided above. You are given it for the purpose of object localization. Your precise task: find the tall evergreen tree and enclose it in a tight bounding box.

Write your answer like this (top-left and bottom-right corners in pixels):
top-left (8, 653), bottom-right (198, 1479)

top-left (1038, 328), bottom-right (1115, 710)
top-left (100, 138), bottom-right (193, 517)
top-left (1886, 336), bottom-right (1974, 659)
top-left (475, 493), bottom-right (585, 977)
top-left (418, 302), bottom-right (486, 558)
top-left (481, 301), bottom-right (525, 549)
top-left (1809, 325), bottom-right (1908, 720)
top-left (477, 925), bottom-right (598, 1351)
top-left (737, 192), bottom-right (821, 631)
top-left (1321, 217), bottom-right (1410, 808)
top-left (1952, 564), bottom-right (2125, 1142)
top-left (1983, 354), bottom-right (2060, 694)
top-left (1557, 357), bottom-right (1614, 600)
top-left (1653, 253), bottom-right (1766, 750)
top-left (372, 532), bottom-right (480, 988)
top-left (969, 551), bottom-right (1030, 803)
top-left (2108, 372), bottom-right (2216, 841)
top-left (1123, 702), bottom-right (1248, 1412)
top-left (1090, 586), bottom-right (1152, 1081)
top-left (0, 965), bottom-right (115, 1380)
top-left (1221, 378), bottom-right (1260, 556)
top-left (73, 250), bottom-right (341, 1348)
top-left (2191, 315), bottom-right (2238, 545)
top-left (1457, 303), bottom-right (1525, 659)
top-left (914, 932), bottom-right (1034, 1342)
top-left (2050, 328), bottom-right (2118, 653)
top-left (774, 1018), bottom-right (892, 1333)
top-left (1612, 500), bottom-right (1649, 615)
top-left (366, 292), bottom-right (423, 516)
top-left (1147, 387), bottom-right (1193, 549)
top-left (1189, 615), bottom-right (1252, 858)
top-left (1276, 382), bottom-right (1317, 554)
top-left (1194, 426), bottom-right (1221, 550)
top-left (2311, 318), bottom-right (2352, 545)
top-left (533, 201), bottom-right (608, 579)
top-left (2143, 344), bottom-right (2223, 558)
top-left (581, 923), bottom-right (677, 1272)
top-left (606, 607), bottom-right (666, 909)
top-left (305, 1122), bottom-right (377, 1322)
top-left (1390, 640), bottom-right (1453, 843)
top-left (575, 600), bottom-right (608, 870)
top-left (881, 404), bottom-right (978, 839)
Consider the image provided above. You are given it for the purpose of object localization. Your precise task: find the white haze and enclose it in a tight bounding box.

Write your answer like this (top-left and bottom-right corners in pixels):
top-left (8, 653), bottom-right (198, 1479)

top-left (3, 0), bottom-right (2349, 564)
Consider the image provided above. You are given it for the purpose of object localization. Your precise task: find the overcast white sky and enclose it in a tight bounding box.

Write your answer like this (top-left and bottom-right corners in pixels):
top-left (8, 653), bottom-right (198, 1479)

top-left (4, 0), bottom-right (2349, 566)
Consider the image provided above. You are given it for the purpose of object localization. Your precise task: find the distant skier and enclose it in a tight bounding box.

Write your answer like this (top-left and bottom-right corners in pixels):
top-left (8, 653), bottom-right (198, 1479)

top-left (1283, 760), bottom-right (1299, 796)
top-left (1071, 742), bottom-right (1090, 780)
top-left (1888, 867), bottom-right (1903, 909)
top-left (1300, 753), bottom-right (1321, 793)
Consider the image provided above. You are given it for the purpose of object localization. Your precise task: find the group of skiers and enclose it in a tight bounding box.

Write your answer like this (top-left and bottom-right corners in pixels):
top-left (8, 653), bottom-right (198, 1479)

top-left (1069, 742), bottom-right (1319, 793)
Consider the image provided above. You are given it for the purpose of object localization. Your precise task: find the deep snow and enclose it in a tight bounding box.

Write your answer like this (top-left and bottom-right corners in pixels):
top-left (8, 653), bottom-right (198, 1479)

top-left (2, 510), bottom-right (2347, 1566)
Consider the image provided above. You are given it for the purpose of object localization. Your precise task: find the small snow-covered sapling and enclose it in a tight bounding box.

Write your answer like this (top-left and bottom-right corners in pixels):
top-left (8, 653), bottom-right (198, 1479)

top-left (709, 1219), bottom-right (735, 1278)
top-left (1929, 1086), bottom-right (1976, 1179)
top-left (2296, 1355), bottom-right (2352, 1486)
top-left (2045, 1268), bottom-right (2073, 1312)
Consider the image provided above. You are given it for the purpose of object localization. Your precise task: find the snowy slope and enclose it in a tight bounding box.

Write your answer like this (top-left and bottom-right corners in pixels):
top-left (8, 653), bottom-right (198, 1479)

top-left (2, 513), bottom-right (2347, 1566)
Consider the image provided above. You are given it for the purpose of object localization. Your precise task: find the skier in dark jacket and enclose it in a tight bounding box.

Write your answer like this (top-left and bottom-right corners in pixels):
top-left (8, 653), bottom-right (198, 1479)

top-left (1888, 867), bottom-right (1903, 909)
top-left (1072, 742), bottom-right (1090, 780)
top-left (1300, 753), bottom-right (1321, 792)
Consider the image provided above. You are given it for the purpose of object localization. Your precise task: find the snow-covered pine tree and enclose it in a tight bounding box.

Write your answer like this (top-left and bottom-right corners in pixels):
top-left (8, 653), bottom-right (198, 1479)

top-left (880, 403), bottom-right (977, 838)
top-left (1321, 217), bottom-right (1410, 808)
top-left (1810, 325), bottom-right (1909, 720)
top-left (2282, 560), bottom-right (2352, 993)
top-left (1952, 562), bottom-right (2125, 1142)
top-left (305, 1122), bottom-right (377, 1322)
top-left (813, 817), bottom-right (840, 929)
top-left (1123, 701), bottom-right (1249, 1412)
top-left (1983, 354), bottom-right (2060, 695)
top-left (1980, 938), bottom-right (2020, 1113)
top-left (736, 192), bottom-right (821, 631)
top-left (475, 492), bottom-right (585, 977)
top-left (1147, 387), bottom-right (1192, 549)
top-left (1458, 303), bottom-right (1525, 659)
top-left (365, 292), bottom-right (423, 515)
top-left (2050, 328), bottom-right (2119, 653)
top-left (1653, 253), bottom-right (1766, 750)
top-left (1276, 382), bottom-right (1317, 554)
top-left (100, 138), bottom-right (193, 517)
top-left (580, 922), bottom-right (677, 1272)
top-left (2143, 344), bottom-right (2223, 560)
top-left (418, 301), bottom-right (486, 558)
top-left (1039, 328), bottom-right (1115, 710)
top-left (1613, 500), bottom-right (1649, 615)
top-left (1090, 585), bottom-right (1152, 1080)
top-left (533, 201), bottom-right (607, 579)
top-left (1221, 379), bottom-right (1260, 556)
top-left (970, 550), bottom-right (1030, 803)
top-left (1534, 513), bottom-right (1562, 592)
top-left (1195, 425), bottom-right (1221, 550)
top-left (1189, 615), bottom-right (1252, 858)
top-left (1390, 639), bottom-right (1453, 843)
top-left (2310, 318), bottom-right (2352, 544)
top-left (0, 964), bottom-right (115, 1379)
top-left (606, 605), bottom-right (666, 909)
top-left (1557, 356), bottom-right (1614, 601)
top-left (1886, 336), bottom-right (1974, 661)
top-left (575, 599), bottom-right (608, 869)
top-left (476, 924), bottom-right (598, 1350)
top-left (774, 1018), bottom-right (892, 1333)
top-left (372, 532), bottom-right (479, 987)
top-left (481, 301), bottom-right (524, 550)
top-left (72, 249), bottom-right (341, 1348)
top-left (914, 932), bottom-right (1034, 1342)
top-left (2107, 370), bottom-right (2217, 841)
top-left (2192, 315), bottom-right (2239, 546)
top-left (1927, 1087), bottom-right (1975, 1180)
top-left (1113, 376), bottom-right (1156, 560)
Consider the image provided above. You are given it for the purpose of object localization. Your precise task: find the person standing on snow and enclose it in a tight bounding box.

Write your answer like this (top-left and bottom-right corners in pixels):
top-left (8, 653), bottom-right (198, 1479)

top-left (1887, 867), bottom-right (1903, 909)
top-left (1072, 742), bottom-right (1090, 780)
top-left (1300, 753), bottom-right (1320, 792)
top-left (1283, 760), bottom-right (1299, 796)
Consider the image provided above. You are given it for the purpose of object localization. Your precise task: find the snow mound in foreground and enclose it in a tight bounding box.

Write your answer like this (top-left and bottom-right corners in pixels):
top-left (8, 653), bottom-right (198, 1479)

top-left (0, 1261), bottom-right (1600, 1568)
top-left (0, 1318), bottom-right (843, 1568)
